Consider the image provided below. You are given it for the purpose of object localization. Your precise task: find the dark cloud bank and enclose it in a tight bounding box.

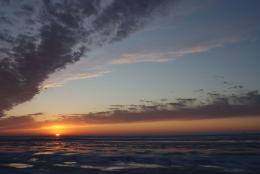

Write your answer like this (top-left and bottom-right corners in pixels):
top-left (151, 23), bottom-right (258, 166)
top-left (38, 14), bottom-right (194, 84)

top-left (0, 90), bottom-right (260, 131)
top-left (0, 0), bottom-right (172, 116)
top-left (61, 90), bottom-right (260, 123)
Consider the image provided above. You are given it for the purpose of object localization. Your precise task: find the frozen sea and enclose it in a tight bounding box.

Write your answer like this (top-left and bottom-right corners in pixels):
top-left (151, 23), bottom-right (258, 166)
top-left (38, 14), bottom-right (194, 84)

top-left (0, 134), bottom-right (260, 174)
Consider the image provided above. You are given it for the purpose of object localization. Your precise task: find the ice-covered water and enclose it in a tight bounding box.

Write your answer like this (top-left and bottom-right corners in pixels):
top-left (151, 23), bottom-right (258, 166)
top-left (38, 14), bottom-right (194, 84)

top-left (0, 134), bottom-right (259, 174)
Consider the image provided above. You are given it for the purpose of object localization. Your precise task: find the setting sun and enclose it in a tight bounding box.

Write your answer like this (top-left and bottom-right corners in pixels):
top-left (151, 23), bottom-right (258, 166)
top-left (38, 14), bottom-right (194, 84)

top-left (41, 125), bottom-right (67, 135)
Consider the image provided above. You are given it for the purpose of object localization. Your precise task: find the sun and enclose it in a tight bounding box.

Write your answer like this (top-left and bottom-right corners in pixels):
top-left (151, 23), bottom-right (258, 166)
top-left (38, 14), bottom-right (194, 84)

top-left (41, 125), bottom-right (66, 135)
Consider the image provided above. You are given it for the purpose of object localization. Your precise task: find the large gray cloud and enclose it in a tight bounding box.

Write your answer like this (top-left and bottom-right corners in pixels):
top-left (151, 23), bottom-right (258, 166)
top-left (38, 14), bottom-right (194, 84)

top-left (0, 0), bottom-right (172, 116)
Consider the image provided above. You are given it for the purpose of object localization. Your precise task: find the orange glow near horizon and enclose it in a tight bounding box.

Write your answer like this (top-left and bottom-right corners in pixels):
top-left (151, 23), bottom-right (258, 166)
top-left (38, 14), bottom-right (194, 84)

top-left (1, 116), bottom-right (260, 136)
top-left (37, 117), bottom-right (260, 136)
top-left (41, 124), bottom-right (67, 135)
top-left (39, 124), bottom-right (92, 135)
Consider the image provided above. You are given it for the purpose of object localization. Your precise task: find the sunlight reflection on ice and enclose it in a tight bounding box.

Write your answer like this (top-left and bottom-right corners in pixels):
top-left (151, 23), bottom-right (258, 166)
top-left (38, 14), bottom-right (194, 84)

top-left (80, 162), bottom-right (164, 171)
top-left (29, 158), bottom-right (38, 162)
top-left (200, 165), bottom-right (246, 173)
top-left (53, 162), bottom-right (77, 167)
top-left (2, 163), bottom-right (33, 169)
top-left (33, 151), bottom-right (55, 155)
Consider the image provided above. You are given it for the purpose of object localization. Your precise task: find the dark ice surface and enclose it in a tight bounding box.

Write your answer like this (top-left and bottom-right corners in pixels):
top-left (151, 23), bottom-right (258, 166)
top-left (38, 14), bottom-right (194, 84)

top-left (0, 134), bottom-right (260, 174)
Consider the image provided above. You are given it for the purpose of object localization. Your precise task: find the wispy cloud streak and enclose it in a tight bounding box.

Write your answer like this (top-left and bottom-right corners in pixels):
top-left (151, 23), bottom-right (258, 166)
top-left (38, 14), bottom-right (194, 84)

top-left (42, 70), bottom-right (110, 88)
top-left (112, 35), bottom-right (241, 64)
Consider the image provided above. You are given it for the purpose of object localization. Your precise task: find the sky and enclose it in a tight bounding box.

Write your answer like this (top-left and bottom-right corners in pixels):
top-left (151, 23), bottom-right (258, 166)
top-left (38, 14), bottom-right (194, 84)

top-left (0, 0), bottom-right (260, 135)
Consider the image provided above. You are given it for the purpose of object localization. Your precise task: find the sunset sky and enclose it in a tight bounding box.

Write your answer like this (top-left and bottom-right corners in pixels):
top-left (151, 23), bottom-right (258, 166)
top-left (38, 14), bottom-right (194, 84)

top-left (0, 0), bottom-right (260, 135)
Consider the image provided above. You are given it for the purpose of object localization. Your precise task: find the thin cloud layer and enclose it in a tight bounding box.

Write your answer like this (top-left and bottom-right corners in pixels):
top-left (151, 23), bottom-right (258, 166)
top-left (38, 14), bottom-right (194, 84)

top-left (111, 34), bottom-right (242, 64)
top-left (0, 0), bottom-right (172, 116)
top-left (42, 70), bottom-right (111, 88)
